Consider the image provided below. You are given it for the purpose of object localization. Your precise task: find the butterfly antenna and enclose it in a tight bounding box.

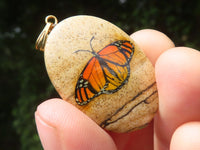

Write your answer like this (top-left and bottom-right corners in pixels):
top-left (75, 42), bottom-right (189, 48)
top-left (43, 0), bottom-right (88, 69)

top-left (90, 36), bottom-right (95, 52)
top-left (73, 36), bottom-right (96, 54)
top-left (73, 49), bottom-right (91, 53)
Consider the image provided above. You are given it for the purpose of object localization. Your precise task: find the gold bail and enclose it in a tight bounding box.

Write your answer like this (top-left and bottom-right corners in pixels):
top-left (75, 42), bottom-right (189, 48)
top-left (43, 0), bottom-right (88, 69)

top-left (35, 15), bottom-right (58, 51)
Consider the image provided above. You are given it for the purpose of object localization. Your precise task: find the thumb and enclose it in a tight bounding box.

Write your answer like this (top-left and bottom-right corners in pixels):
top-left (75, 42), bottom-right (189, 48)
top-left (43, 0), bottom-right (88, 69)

top-left (35, 98), bottom-right (116, 150)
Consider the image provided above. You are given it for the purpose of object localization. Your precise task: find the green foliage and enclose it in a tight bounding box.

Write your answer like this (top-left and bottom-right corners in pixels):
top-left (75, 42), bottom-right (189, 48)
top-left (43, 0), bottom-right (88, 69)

top-left (1, 0), bottom-right (200, 149)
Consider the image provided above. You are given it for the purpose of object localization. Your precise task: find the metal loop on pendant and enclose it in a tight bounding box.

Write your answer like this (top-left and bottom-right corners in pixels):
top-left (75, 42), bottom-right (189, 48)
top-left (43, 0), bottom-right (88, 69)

top-left (45, 15), bottom-right (58, 25)
top-left (35, 15), bottom-right (58, 51)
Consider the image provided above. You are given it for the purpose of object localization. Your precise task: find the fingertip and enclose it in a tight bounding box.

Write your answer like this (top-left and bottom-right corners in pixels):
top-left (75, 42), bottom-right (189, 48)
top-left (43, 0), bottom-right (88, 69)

top-left (155, 47), bottom-right (200, 117)
top-left (130, 29), bottom-right (175, 65)
top-left (170, 122), bottom-right (200, 150)
top-left (35, 99), bottom-right (116, 150)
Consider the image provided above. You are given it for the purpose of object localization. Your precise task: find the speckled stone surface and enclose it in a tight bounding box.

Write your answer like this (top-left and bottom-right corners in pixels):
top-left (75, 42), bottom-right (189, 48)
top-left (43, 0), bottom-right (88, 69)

top-left (44, 15), bottom-right (158, 133)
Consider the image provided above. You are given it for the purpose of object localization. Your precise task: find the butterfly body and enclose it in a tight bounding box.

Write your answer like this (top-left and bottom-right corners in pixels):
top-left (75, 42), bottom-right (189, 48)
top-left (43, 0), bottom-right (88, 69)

top-left (75, 38), bottom-right (134, 105)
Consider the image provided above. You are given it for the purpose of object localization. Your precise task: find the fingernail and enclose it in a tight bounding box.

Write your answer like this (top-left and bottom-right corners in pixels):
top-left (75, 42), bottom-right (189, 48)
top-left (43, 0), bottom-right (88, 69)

top-left (35, 112), bottom-right (62, 150)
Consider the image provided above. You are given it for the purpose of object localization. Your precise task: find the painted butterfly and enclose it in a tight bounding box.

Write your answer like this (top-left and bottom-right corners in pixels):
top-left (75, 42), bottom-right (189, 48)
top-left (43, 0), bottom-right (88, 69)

top-left (75, 37), bottom-right (134, 105)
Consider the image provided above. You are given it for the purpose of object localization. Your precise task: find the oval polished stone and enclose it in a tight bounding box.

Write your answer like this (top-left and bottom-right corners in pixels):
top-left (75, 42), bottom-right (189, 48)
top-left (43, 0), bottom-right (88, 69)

top-left (44, 15), bottom-right (158, 133)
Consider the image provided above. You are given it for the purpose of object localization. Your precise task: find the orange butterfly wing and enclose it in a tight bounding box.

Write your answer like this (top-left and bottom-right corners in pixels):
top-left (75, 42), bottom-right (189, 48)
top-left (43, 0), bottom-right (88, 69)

top-left (75, 40), bottom-right (134, 105)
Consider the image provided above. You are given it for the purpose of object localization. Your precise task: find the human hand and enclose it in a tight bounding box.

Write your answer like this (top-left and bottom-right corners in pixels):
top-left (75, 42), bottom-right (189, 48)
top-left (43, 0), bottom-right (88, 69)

top-left (35, 29), bottom-right (200, 150)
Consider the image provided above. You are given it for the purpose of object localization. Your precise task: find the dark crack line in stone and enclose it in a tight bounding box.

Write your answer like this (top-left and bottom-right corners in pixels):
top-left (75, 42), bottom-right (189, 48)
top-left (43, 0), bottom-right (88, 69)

top-left (100, 83), bottom-right (157, 128)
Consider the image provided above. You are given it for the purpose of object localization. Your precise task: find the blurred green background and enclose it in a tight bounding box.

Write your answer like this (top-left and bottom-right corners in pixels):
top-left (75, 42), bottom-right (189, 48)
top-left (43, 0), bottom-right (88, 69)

top-left (1, 0), bottom-right (200, 149)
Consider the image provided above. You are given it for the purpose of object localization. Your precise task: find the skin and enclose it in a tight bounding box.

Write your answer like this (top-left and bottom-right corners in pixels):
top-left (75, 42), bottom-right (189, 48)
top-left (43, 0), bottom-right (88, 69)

top-left (35, 29), bottom-right (200, 150)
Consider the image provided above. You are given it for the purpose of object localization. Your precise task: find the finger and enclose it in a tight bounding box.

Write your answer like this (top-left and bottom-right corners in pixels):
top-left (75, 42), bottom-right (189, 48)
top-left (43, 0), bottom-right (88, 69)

top-left (170, 122), bottom-right (200, 150)
top-left (154, 47), bottom-right (200, 149)
top-left (130, 29), bottom-right (175, 65)
top-left (35, 99), bottom-right (116, 150)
